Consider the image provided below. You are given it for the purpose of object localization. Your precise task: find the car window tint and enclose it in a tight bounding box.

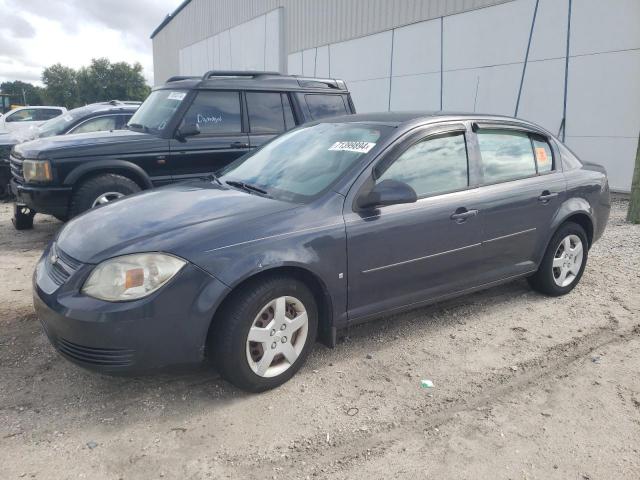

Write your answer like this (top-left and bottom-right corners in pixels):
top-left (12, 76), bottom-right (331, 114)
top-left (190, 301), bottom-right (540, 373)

top-left (71, 116), bottom-right (117, 134)
top-left (305, 94), bottom-right (348, 120)
top-left (37, 109), bottom-right (63, 121)
top-left (477, 130), bottom-right (536, 183)
top-left (6, 109), bottom-right (37, 122)
top-left (282, 94), bottom-right (296, 130)
top-left (531, 135), bottom-right (553, 173)
top-left (378, 132), bottom-right (469, 197)
top-left (181, 91), bottom-right (241, 134)
top-left (246, 92), bottom-right (285, 133)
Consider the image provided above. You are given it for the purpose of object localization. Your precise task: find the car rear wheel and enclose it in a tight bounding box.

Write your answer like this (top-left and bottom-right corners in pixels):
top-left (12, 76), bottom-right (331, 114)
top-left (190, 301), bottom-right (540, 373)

top-left (527, 222), bottom-right (588, 296)
top-left (212, 275), bottom-right (318, 392)
top-left (69, 174), bottom-right (140, 218)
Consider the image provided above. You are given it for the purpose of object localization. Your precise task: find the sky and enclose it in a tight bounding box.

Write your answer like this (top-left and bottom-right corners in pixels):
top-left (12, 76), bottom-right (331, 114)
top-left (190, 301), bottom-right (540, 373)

top-left (0, 0), bottom-right (181, 86)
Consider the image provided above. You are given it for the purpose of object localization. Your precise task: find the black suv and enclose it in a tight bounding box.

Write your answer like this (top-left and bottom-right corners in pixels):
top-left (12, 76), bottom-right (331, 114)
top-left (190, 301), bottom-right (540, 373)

top-left (1, 100), bottom-right (139, 198)
top-left (10, 71), bottom-right (354, 229)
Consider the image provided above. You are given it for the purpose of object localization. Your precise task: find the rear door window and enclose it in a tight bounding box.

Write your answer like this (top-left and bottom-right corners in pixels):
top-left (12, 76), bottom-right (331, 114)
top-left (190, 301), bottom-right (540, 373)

top-left (531, 135), bottom-right (554, 173)
top-left (246, 92), bottom-right (286, 133)
top-left (181, 91), bottom-right (242, 134)
top-left (70, 116), bottom-right (118, 134)
top-left (477, 130), bottom-right (537, 184)
top-left (305, 94), bottom-right (348, 120)
top-left (37, 109), bottom-right (63, 121)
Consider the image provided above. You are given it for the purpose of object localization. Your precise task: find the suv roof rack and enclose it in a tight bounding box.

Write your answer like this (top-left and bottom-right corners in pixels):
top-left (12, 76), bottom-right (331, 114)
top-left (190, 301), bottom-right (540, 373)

top-left (202, 70), bottom-right (281, 80)
top-left (167, 75), bottom-right (200, 83)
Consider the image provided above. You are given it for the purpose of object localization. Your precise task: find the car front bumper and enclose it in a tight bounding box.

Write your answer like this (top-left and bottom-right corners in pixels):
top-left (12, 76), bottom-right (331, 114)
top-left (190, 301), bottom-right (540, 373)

top-left (11, 179), bottom-right (72, 217)
top-left (33, 246), bottom-right (230, 374)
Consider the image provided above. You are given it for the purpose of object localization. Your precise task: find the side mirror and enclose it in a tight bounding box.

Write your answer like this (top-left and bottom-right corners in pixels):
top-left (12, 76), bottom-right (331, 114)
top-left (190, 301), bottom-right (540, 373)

top-left (357, 179), bottom-right (418, 210)
top-left (176, 123), bottom-right (200, 140)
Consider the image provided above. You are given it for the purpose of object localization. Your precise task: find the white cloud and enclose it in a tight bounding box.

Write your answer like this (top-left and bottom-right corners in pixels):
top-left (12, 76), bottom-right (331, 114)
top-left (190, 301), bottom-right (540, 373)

top-left (0, 0), bottom-right (180, 85)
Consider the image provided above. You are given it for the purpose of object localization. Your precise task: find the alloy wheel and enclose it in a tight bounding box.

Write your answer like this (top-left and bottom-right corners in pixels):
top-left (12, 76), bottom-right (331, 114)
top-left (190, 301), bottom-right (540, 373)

top-left (92, 191), bottom-right (125, 207)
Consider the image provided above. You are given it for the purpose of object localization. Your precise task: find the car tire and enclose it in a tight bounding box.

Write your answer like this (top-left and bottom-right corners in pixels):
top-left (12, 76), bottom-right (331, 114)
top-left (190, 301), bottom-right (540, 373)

top-left (211, 275), bottom-right (318, 392)
top-left (527, 222), bottom-right (588, 296)
top-left (12, 204), bottom-right (35, 230)
top-left (69, 174), bottom-right (140, 218)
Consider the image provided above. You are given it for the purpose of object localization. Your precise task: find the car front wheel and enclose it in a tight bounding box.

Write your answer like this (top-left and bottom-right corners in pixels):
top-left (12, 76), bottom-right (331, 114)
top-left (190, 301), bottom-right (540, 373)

top-left (212, 275), bottom-right (318, 392)
top-left (528, 221), bottom-right (588, 296)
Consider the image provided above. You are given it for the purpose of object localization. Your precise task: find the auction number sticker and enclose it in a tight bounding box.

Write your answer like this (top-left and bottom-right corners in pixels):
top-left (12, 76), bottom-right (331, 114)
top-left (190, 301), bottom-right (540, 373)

top-left (328, 141), bottom-right (376, 154)
top-left (167, 91), bottom-right (186, 101)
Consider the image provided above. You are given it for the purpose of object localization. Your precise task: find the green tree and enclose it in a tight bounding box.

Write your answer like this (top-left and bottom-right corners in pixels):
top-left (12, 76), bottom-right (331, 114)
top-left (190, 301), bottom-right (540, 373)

top-left (627, 134), bottom-right (640, 224)
top-left (42, 64), bottom-right (79, 108)
top-left (0, 80), bottom-right (47, 105)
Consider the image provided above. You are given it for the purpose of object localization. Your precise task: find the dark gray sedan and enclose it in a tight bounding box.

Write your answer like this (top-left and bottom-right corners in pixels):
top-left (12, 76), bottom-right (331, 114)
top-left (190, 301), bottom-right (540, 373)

top-left (34, 112), bottom-right (610, 391)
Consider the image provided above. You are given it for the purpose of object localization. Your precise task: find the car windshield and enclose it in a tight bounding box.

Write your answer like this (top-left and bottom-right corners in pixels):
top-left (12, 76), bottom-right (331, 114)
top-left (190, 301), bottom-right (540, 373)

top-left (127, 89), bottom-right (187, 134)
top-left (220, 122), bottom-right (391, 203)
top-left (37, 108), bottom-right (92, 138)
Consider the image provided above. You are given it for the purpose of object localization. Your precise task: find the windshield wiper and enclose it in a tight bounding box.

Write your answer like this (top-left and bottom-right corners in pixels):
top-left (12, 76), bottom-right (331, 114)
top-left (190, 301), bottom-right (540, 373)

top-left (225, 180), bottom-right (270, 196)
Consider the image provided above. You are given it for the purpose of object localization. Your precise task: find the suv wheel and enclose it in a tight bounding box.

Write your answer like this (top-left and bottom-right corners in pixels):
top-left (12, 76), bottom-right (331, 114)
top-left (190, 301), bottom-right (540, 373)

top-left (527, 222), bottom-right (588, 296)
top-left (212, 276), bottom-right (318, 392)
top-left (12, 204), bottom-right (35, 230)
top-left (70, 174), bottom-right (140, 218)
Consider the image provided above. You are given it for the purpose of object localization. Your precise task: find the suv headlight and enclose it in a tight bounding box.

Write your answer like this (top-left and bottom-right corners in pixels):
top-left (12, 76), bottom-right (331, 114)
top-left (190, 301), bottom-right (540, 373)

top-left (23, 159), bottom-right (53, 183)
top-left (82, 253), bottom-right (186, 302)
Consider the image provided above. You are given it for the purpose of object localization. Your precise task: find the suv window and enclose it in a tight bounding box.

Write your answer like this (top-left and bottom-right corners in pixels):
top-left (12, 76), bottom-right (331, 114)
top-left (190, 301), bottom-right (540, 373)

top-left (477, 130), bottom-right (537, 184)
top-left (37, 109), bottom-right (63, 121)
top-left (6, 109), bottom-right (38, 122)
top-left (70, 116), bottom-right (118, 134)
top-left (181, 91), bottom-right (242, 134)
top-left (246, 92), bottom-right (292, 133)
top-left (378, 132), bottom-right (469, 198)
top-left (305, 94), bottom-right (348, 120)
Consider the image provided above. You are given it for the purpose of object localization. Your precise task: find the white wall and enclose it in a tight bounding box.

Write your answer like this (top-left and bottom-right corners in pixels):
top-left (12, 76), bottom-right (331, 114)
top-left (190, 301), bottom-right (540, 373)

top-left (287, 0), bottom-right (640, 191)
top-left (179, 8), bottom-right (283, 76)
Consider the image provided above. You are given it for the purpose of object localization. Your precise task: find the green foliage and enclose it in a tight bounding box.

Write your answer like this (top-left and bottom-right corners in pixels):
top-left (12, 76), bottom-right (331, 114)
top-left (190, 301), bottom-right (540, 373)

top-left (0, 58), bottom-right (152, 109)
top-left (0, 80), bottom-right (47, 105)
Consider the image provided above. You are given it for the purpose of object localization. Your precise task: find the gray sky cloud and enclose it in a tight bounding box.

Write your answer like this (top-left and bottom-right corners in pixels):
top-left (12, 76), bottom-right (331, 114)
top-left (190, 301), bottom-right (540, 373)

top-left (0, 0), bottom-right (180, 86)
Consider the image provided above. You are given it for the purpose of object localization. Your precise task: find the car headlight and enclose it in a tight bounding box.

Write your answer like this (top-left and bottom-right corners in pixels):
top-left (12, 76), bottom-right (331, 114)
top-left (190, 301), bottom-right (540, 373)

top-left (82, 253), bottom-right (186, 302)
top-left (23, 159), bottom-right (53, 183)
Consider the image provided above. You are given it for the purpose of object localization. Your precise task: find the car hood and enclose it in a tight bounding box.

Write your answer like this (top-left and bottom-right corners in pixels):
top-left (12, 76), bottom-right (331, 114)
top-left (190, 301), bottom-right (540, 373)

top-left (55, 180), bottom-right (300, 265)
top-left (14, 129), bottom-right (157, 159)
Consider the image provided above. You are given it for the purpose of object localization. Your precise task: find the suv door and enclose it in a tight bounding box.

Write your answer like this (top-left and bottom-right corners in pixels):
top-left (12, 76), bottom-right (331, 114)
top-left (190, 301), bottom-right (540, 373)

top-left (469, 125), bottom-right (565, 282)
top-left (168, 90), bottom-right (250, 181)
top-left (245, 91), bottom-right (297, 149)
top-left (344, 123), bottom-right (485, 321)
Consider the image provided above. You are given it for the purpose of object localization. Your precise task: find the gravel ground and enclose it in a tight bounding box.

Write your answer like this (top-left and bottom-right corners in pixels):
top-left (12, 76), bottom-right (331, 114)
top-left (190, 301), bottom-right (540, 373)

top-left (0, 198), bottom-right (639, 480)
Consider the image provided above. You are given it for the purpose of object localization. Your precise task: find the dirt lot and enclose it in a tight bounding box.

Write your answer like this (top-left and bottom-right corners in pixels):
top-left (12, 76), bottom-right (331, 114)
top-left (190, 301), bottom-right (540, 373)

top-left (0, 199), bottom-right (639, 480)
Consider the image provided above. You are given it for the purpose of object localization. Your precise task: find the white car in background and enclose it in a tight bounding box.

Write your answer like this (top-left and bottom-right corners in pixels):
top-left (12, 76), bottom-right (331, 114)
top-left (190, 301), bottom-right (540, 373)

top-left (0, 106), bottom-right (67, 135)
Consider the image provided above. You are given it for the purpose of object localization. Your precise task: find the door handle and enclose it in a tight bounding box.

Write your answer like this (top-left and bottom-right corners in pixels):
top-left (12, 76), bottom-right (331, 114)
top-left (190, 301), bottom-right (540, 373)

top-left (450, 208), bottom-right (479, 223)
top-left (230, 142), bottom-right (249, 148)
top-left (538, 191), bottom-right (559, 203)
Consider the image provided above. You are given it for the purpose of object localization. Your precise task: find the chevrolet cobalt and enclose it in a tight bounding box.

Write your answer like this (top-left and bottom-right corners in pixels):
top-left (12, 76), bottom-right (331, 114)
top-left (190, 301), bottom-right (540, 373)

top-left (34, 113), bottom-right (610, 391)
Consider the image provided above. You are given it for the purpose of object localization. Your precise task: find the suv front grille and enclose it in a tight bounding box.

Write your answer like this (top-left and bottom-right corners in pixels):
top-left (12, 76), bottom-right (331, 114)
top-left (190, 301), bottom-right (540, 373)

top-left (46, 244), bottom-right (83, 286)
top-left (9, 152), bottom-right (24, 184)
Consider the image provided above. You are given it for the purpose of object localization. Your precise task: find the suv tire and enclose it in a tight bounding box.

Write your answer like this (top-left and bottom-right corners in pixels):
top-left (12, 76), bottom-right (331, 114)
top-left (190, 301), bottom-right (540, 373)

top-left (527, 222), bottom-right (588, 296)
top-left (69, 174), bottom-right (141, 218)
top-left (211, 275), bottom-right (318, 392)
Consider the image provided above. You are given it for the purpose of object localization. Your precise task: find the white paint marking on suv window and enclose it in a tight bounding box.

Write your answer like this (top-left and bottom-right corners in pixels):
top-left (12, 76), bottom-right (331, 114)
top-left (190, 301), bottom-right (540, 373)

top-left (328, 141), bottom-right (376, 154)
top-left (168, 91), bottom-right (186, 101)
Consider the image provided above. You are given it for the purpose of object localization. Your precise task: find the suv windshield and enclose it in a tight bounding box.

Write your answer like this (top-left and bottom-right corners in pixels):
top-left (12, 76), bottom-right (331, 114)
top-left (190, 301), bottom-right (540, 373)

top-left (127, 89), bottom-right (187, 134)
top-left (220, 123), bottom-right (391, 203)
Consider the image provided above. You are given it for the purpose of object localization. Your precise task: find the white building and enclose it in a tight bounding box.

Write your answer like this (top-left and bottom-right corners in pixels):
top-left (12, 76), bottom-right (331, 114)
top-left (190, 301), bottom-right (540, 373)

top-left (151, 0), bottom-right (640, 192)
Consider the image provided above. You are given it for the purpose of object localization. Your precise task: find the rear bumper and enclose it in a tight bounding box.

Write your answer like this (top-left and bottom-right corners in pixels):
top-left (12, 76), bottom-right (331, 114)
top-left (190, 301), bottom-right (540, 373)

top-left (11, 179), bottom-right (71, 217)
top-left (33, 248), bottom-right (230, 374)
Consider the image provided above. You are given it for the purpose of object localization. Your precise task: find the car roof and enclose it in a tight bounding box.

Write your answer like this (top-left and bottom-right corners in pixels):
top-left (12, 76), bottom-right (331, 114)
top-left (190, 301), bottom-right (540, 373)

top-left (324, 111), bottom-right (553, 135)
top-left (156, 71), bottom-right (350, 93)
top-left (68, 102), bottom-right (139, 117)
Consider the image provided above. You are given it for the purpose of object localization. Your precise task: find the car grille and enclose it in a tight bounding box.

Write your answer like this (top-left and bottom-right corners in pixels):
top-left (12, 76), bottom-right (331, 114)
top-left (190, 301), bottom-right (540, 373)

top-left (46, 245), bottom-right (83, 286)
top-left (9, 151), bottom-right (24, 184)
top-left (56, 337), bottom-right (135, 367)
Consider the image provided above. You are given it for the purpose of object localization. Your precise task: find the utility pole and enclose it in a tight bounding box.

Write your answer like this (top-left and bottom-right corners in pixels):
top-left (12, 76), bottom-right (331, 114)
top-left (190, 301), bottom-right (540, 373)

top-left (627, 133), bottom-right (640, 224)
top-left (22, 88), bottom-right (27, 105)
